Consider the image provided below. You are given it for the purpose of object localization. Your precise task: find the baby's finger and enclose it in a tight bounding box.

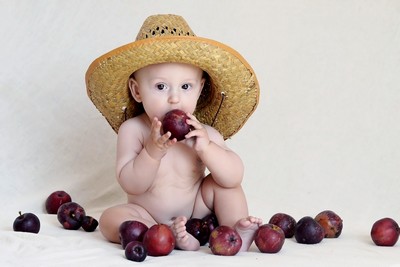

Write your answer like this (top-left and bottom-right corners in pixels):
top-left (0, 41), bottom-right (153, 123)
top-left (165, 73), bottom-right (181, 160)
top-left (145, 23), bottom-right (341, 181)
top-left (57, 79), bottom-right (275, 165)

top-left (185, 127), bottom-right (206, 139)
top-left (186, 112), bottom-right (198, 121)
top-left (165, 137), bottom-right (177, 147)
top-left (150, 117), bottom-right (162, 135)
top-left (159, 131), bottom-right (172, 143)
top-left (186, 118), bottom-right (203, 130)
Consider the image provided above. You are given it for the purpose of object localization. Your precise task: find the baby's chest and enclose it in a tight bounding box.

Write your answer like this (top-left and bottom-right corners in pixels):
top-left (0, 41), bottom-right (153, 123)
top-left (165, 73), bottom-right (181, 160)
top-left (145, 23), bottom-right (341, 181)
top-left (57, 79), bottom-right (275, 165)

top-left (159, 144), bottom-right (204, 177)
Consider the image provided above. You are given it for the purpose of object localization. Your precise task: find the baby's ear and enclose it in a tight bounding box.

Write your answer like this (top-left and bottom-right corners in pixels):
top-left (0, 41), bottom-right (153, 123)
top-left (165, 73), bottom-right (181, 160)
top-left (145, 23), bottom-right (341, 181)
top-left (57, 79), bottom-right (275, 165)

top-left (200, 77), bottom-right (206, 90)
top-left (128, 78), bottom-right (142, 102)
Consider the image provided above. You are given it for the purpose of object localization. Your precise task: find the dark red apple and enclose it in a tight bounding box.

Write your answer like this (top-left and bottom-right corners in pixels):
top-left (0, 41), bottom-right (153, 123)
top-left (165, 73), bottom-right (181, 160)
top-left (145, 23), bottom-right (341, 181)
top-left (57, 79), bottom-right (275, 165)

top-left (142, 224), bottom-right (175, 256)
top-left (119, 220), bottom-right (149, 249)
top-left (315, 210), bottom-right (343, 238)
top-left (209, 225), bottom-right (242, 256)
top-left (185, 218), bottom-right (209, 246)
top-left (162, 109), bottom-right (191, 141)
top-left (254, 224), bottom-right (285, 253)
top-left (13, 211), bottom-right (40, 234)
top-left (45, 190), bottom-right (72, 214)
top-left (125, 241), bottom-right (147, 262)
top-left (57, 202), bottom-right (86, 230)
top-left (81, 216), bottom-right (99, 232)
top-left (268, 213), bottom-right (296, 238)
top-left (294, 216), bottom-right (324, 244)
top-left (370, 217), bottom-right (400, 246)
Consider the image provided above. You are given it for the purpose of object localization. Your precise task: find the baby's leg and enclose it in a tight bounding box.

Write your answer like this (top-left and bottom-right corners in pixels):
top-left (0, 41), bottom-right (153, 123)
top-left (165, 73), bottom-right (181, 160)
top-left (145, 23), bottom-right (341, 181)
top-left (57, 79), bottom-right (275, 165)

top-left (99, 203), bottom-right (156, 243)
top-left (196, 175), bottom-right (262, 251)
top-left (170, 216), bottom-right (200, 251)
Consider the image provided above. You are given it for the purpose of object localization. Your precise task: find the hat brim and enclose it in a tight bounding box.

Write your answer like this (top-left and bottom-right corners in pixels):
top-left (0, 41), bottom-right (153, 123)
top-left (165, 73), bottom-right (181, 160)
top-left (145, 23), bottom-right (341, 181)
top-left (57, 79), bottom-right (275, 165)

top-left (85, 36), bottom-right (259, 139)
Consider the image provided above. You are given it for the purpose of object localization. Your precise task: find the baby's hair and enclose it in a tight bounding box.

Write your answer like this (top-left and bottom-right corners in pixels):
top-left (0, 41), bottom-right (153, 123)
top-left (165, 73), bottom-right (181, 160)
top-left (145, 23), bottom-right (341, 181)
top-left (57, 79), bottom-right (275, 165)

top-left (197, 71), bottom-right (212, 109)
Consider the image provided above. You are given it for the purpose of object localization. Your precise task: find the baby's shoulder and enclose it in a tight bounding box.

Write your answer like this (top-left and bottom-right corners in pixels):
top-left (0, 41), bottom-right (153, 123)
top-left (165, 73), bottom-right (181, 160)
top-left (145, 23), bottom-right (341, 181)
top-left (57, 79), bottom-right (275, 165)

top-left (118, 114), bottom-right (148, 135)
top-left (203, 124), bottom-right (224, 143)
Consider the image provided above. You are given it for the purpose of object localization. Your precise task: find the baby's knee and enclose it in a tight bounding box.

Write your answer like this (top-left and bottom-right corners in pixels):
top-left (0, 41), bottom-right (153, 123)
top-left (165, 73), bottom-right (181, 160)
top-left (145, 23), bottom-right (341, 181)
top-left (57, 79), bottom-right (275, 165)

top-left (98, 205), bottom-right (134, 243)
top-left (99, 207), bottom-right (115, 228)
top-left (98, 212), bottom-right (117, 242)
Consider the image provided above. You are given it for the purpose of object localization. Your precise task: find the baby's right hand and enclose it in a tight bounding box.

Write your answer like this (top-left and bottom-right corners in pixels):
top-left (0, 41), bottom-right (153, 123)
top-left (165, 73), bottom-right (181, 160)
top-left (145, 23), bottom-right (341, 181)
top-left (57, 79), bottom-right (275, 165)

top-left (145, 117), bottom-right (176, 160)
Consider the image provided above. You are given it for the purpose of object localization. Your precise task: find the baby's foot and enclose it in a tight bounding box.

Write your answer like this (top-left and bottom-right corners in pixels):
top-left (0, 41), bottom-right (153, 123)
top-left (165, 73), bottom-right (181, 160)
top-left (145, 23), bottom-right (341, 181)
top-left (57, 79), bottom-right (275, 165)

top-left (234, 216), bottom-right (263, 251)
top-left (170, 216), bottom-right (200, 251)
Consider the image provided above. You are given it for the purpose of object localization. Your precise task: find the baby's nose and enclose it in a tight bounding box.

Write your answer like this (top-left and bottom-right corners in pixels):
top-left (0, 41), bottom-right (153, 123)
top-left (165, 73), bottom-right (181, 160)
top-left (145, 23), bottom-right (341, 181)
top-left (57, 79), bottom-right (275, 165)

top-left (168, 90), bottom-right (180, 104)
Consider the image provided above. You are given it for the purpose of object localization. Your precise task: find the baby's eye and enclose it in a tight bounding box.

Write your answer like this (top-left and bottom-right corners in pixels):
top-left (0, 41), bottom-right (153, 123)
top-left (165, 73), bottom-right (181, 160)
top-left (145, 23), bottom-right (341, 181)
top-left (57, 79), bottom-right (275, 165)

top-left (156, 83), bottom-right (167, 90)
top-left (181, 84), bottom-right (191, 90)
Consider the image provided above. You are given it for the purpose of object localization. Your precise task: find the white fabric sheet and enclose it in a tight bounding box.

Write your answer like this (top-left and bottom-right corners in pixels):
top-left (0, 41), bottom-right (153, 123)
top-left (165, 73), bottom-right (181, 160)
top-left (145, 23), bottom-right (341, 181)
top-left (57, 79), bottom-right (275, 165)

top-left (1, 1), bottom-right (400, 266)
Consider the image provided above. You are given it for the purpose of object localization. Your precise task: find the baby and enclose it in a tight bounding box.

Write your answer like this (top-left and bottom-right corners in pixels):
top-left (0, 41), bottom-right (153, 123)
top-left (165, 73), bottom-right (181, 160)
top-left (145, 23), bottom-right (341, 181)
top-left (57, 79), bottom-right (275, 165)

top-left (85, 14), bottom-right (261, 251)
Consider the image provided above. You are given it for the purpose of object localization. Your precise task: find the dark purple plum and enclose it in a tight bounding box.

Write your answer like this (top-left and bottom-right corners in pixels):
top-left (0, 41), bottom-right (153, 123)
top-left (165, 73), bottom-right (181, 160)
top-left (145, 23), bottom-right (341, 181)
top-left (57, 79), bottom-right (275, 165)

top-left (13, 212), bottom-right (40, 234)
top-left (185, 218), bottom-right (209, 246)
top-left (294, 216), bottom-right (324, 244)
top-left (81, 215), bottom-right (99, 232)
top-left (125, 241), bottom-right (147, 262)
top-left (57, 202), bottom-right (86, 230)
top-left (119, 220), bottom-right (149, 249)
top-left (202, 213), bottom-right (219, 233)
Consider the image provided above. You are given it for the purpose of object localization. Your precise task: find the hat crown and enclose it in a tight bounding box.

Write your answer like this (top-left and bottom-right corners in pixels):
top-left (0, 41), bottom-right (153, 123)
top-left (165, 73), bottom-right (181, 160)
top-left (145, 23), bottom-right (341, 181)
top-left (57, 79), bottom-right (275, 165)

top-left (136, 14), bottom-right (195, 41)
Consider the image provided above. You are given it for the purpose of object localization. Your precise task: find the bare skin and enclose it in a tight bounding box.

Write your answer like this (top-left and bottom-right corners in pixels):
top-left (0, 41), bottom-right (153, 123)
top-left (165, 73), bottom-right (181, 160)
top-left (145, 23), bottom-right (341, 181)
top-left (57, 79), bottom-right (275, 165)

top-left (99, 63), bottom-right (262, 251)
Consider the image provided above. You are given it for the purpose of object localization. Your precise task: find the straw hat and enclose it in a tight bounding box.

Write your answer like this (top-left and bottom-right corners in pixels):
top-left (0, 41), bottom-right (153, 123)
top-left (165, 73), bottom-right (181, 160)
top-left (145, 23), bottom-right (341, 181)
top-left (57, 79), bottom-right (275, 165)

top-left (85, 14), bottom-right (259, 139)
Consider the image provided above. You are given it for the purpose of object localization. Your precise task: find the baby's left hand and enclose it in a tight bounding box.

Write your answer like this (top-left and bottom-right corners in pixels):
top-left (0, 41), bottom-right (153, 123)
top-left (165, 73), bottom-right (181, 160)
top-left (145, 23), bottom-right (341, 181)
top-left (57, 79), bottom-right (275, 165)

top-left (184, 113), bottom-right (210, 152)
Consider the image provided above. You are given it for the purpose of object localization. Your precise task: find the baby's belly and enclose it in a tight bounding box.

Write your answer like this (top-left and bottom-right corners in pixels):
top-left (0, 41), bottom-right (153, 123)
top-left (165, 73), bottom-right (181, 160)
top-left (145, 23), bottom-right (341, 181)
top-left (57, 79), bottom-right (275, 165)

top-left (127, 183), bottom-right (202, 225)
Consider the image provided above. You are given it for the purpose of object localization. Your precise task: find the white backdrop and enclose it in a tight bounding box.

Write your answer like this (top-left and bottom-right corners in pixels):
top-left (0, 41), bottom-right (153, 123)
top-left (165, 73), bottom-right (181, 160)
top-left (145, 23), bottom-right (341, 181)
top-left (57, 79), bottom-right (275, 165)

top-left (1, 0), bottom-right (400, 266)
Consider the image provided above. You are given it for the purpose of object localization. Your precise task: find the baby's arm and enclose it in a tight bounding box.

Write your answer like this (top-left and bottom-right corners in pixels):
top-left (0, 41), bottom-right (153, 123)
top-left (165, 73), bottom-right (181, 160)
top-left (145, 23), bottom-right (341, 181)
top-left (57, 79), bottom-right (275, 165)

top-left (185, 114), bottom-right (244, 188)
top-left (116, 117), bottom-right (176, 194)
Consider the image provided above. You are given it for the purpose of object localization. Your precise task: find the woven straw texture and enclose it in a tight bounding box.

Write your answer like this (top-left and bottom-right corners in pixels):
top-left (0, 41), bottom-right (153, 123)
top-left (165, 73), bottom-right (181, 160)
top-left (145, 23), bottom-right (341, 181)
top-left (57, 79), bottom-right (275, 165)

top-left (85, 15), bottom-right (259, 139)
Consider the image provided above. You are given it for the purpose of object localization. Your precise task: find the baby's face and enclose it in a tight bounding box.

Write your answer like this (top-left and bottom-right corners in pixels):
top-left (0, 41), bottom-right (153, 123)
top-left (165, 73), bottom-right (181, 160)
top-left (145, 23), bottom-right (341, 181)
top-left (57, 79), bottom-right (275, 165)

top-left (130, 62), bottom-right (205, 120)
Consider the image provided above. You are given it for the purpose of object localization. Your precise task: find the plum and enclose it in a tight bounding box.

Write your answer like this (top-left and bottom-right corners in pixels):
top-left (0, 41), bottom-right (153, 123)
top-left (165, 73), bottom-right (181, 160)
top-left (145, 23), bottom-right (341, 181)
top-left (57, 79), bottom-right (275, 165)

top-left (125, 241), bottom-right (147, 262)
top-left (254, 224), bottom-right (285, 253)
top-left (162, 109), bottom-right (191, 141)
top-left (45, 190), bottom-right (72, 214)
top-left (57, 202), bottom-right (86, 230)
top-left (268, 213), bottom-right (296, 238)
top-left (209, 225), bottom-right (242, 256)
top-left (202, 213), bottom-right (219, 233)
top-left (294, 216), bottom-right (324, 244)
top-left (81, 216), bottom-right (99, 232)
top-left (13, 211), bottom-right (40, 234)
top-left (185, 218), bottom-right (209, 246)
top-left (142, 224), bottom-right (175, 256)
top-left (370, 217), bottom-right (400, 246)
top-left (315, 210), bottom-right (343, 238)
top-left (119, 220), bottom-right (149, 249)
